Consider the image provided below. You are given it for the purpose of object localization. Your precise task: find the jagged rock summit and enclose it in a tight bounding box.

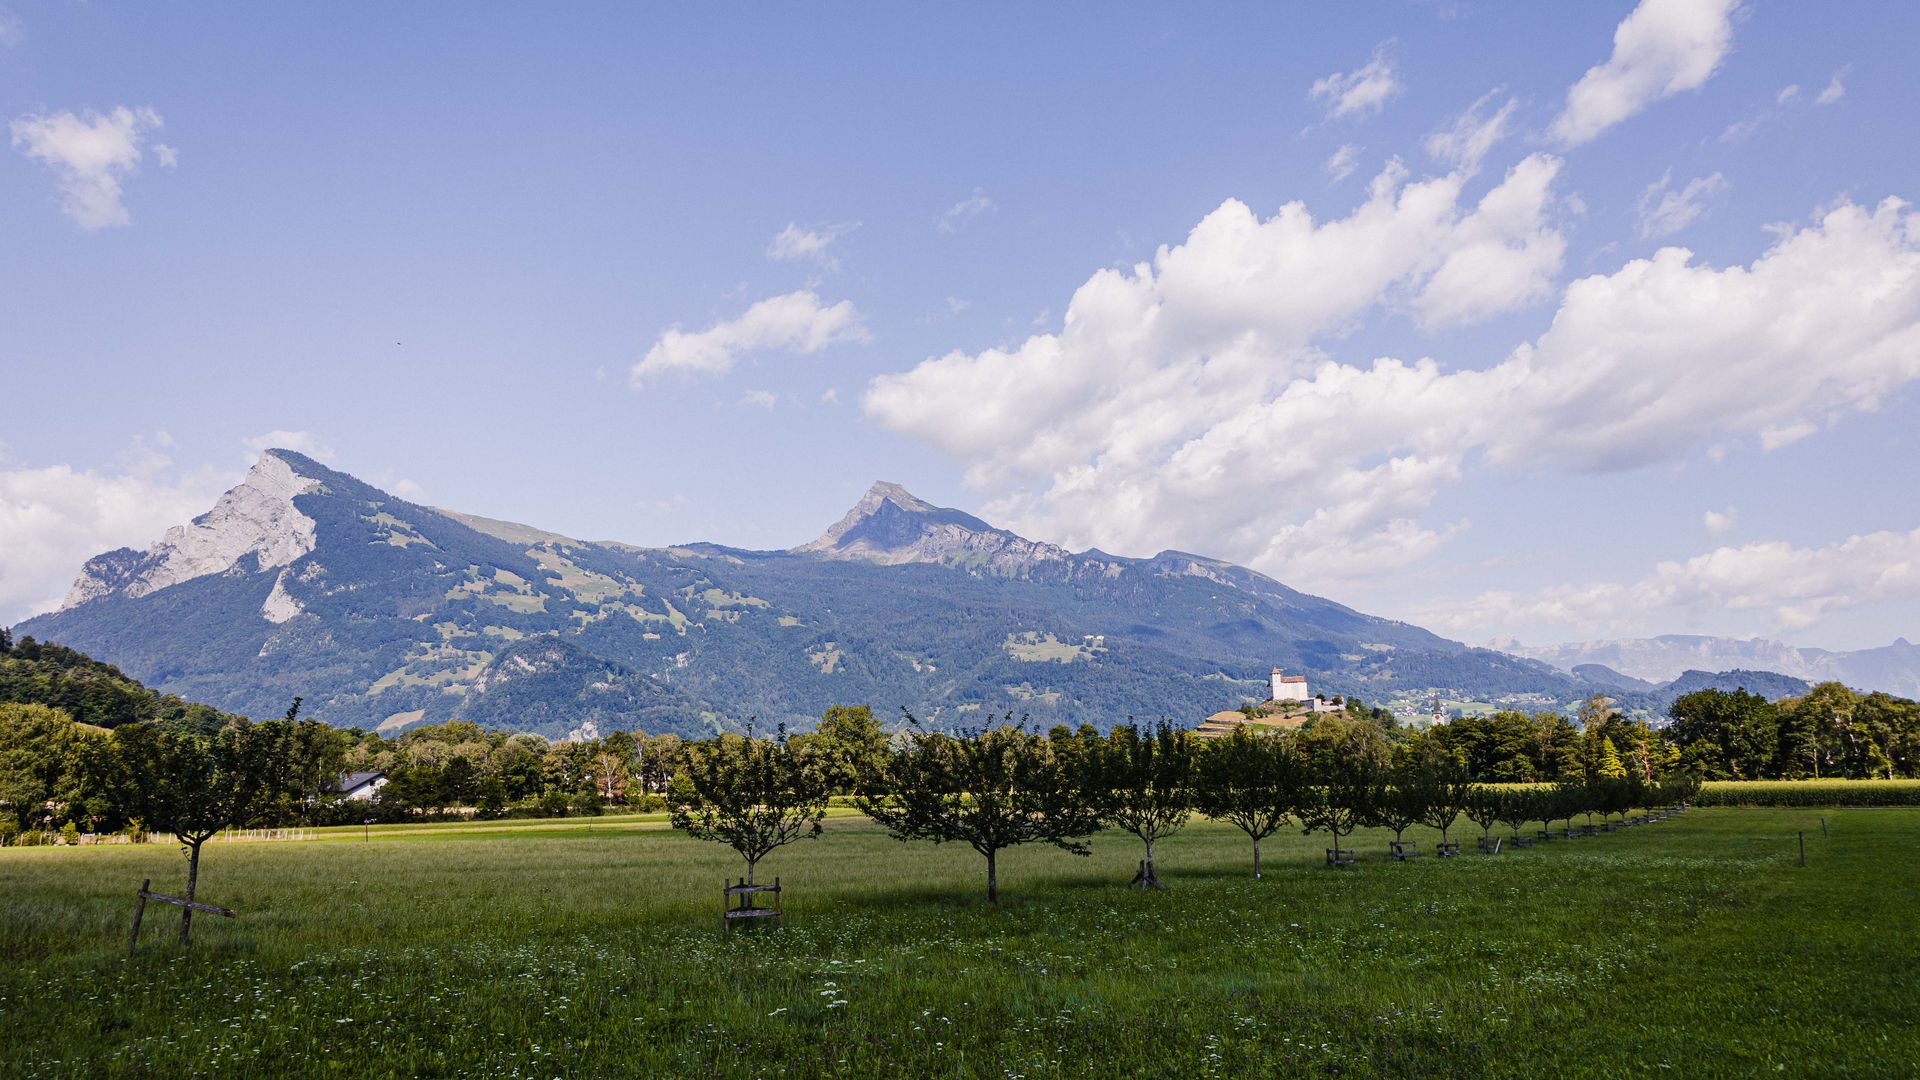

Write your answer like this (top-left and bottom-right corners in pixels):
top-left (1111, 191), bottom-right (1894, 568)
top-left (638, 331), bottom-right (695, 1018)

top-left (63, 450), bottom-right (326, 609)
top-left (794, 481), bottom-right (1078, 575)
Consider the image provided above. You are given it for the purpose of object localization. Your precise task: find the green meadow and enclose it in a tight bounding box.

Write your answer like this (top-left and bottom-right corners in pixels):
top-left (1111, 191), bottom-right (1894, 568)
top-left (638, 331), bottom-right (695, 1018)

top-left (2, 808), bottom-right (1914, 1078)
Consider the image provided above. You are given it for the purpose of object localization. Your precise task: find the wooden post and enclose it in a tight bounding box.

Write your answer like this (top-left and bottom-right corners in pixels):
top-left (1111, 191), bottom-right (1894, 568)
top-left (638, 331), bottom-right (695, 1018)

top-left (1821, 817), bottom-right (1828, 838)
top-left (1798, 831), bottom-right (1805, 867)
top-left (126, 878), bottom-right (150, 959)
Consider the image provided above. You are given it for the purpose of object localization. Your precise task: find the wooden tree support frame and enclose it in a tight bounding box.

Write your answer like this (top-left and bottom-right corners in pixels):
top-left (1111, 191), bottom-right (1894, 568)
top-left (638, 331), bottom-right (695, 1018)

top-left (1390, 840), bottom-right (1418, 862)
top-left (1325, 847), bottom-right (1355, 868)
top-left (723, 876), bottom-right (781, 929)
top-left (126, 878), bottom-right (235, 958)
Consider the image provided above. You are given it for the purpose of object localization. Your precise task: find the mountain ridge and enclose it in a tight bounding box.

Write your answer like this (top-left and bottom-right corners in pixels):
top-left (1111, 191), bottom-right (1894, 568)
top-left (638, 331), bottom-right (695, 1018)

top-left (17, 451), bottom-right (1620, 736)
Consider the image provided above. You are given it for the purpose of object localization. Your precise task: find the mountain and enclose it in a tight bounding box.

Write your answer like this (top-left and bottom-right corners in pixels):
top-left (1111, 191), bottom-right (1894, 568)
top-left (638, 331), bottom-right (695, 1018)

top-left (1510, 635), bottom-right (1920, 699)
top-left (15, 451), bottom-right (1598, 738)
top-left (1661, 668), bottom-right (1812, 701)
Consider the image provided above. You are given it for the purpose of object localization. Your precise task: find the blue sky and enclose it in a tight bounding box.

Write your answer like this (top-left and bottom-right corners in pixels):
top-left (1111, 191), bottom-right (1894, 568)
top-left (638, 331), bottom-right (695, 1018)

top-left (3, 1), bottom-right (1918, 651)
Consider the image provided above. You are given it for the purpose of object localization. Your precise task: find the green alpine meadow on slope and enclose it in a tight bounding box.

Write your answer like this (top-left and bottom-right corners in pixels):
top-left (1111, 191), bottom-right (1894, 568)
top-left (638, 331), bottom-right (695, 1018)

top-left (2, 807), bottom-right (1915, 1078)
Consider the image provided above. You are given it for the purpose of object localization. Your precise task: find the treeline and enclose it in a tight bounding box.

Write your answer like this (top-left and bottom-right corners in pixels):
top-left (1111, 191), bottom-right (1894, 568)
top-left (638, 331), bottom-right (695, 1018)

top-left (668, 714), bottom-right (1706, 900)
top-left (0, 632), bottom-right (240, 733)
top-left (1666, 683), bottom-right (1920, 779)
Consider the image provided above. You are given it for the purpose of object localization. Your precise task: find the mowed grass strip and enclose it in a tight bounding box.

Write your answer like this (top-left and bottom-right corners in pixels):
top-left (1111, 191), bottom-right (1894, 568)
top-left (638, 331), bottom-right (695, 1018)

top-left (1, 809), bottom-right (1913, 1078)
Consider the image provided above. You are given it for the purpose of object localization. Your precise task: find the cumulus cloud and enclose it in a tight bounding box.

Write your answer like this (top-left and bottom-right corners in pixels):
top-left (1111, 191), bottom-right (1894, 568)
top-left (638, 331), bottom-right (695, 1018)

top-left (1549, 0), bottom-right (1741, 148)
top-left (633, 290), bottom-right (868, 384)
top-left (0, 448), bottom-right (233, 623)
top-left (938, 188), bottom-right (995, 234)
top-left (866, 192), bottom-right (1920, 594)
top-left (1424, 90), bottom-right (1518, 172)
top-left (767, 221), bottom-right (853, 266)
top-left (1325, 144), bottom-right (1363, 184)
top-left (1704, 506), bottom-right (1737, 534)
top-left (242, 430), bottom-right (337, 464)
top-left (10, 105), bottom-right (168, 230)
top-left (866, 155), bottom-right (1570, 582)
top-left (1310, 43), bottom-right (1402, 121)
top-left (1426, 527), bottom-right (1920, 638)
top-left (1636, 169), bottom-right (1728, 238)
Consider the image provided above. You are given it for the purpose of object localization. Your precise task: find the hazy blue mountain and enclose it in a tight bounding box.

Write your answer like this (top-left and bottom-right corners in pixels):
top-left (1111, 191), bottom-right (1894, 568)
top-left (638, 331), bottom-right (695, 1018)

top-left (1511, 634), bottom-right (1920, 698)
top-left (1569, 664), bottom-right (1658, 693)
top-left (1660, 668), bottom-right (1812, 702)
top-left (16, 450), bottom-right (1596, 738)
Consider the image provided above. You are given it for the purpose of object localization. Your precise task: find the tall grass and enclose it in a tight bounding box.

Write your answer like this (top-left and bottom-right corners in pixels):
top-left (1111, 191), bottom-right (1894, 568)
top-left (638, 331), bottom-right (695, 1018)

top-left (1, 809), bottom-right (1913, 1077)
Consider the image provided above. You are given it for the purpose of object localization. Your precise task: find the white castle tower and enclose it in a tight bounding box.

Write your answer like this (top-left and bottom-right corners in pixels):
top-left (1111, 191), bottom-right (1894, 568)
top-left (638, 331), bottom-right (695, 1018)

top-left (1270, 669), bottom-right (1309, 702)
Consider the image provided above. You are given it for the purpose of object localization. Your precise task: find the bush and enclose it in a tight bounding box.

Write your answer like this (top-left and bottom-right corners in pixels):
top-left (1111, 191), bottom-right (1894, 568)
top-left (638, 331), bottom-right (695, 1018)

top-left (59, 822), bottom-right (80, 846)
top-left (1694, 779), bottom-right (1920, 808)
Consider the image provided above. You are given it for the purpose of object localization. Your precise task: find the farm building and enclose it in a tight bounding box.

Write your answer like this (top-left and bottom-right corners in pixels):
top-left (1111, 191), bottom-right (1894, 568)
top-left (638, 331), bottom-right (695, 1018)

top-left (336, 771), bottom-right (387, 801)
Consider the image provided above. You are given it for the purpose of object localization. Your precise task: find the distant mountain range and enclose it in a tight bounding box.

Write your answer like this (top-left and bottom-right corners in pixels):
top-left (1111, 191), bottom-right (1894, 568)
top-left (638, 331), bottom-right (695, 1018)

top-left (1567, 663), bottom-right (1813, 704)
top-left (1509, 635), bottom-right (1920, 699)
top-left (15, 450), bottom-right (1610, 738)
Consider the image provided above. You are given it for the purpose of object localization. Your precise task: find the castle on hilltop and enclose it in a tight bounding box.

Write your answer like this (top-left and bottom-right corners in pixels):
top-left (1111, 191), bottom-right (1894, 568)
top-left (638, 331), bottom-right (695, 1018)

top-left (1270, 669), bottom-right (1309, 702)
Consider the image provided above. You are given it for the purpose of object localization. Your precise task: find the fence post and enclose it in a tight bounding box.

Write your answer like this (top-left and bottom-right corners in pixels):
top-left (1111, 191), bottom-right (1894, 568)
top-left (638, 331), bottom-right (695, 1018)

top-left (126, 878), bottom-right (150, 959)
top-left (1798, 831), bottom-right (1805, 867)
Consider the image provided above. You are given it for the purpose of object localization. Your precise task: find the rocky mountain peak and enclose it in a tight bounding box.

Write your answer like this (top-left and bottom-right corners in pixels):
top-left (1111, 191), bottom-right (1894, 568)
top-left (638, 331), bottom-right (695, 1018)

top-left (59, 449), bottom-right (325, 610)
top-left (793, 481), bottom-right (1073, 574)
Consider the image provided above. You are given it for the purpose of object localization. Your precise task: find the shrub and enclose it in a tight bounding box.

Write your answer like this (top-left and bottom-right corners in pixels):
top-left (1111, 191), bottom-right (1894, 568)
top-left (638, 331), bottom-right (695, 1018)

top-left (59, 822), bottom-right (80, 846)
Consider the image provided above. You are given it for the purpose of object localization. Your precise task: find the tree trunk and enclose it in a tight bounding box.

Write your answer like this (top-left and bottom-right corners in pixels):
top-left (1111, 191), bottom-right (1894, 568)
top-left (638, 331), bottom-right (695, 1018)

top-left (179, 839), bottom-right (202, 947)
top-left (985, 848), bottom-right (998, 903)
top-left (745, 855), bottom-right (756, 886)
top-left (1252, 837), bottom-right (1262, 879)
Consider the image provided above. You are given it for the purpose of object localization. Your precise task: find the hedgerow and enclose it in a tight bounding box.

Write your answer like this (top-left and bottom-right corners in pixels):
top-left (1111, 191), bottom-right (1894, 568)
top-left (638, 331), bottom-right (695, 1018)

top-left (1693, 779), bottom-right (1920, 807)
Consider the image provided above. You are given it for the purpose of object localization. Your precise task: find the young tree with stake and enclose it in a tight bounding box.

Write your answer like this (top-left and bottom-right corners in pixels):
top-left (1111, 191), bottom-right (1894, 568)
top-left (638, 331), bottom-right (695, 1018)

top-left (857, 714), bottom-right (1099, 902)
top-left (115, 719), bottom-right (291, 945)
top-left (1193, 726), bottom-right (1303, 878)
top-left (668, 726), bottom-right (831, 885)
top-left (1093, 720), bottom-right (1194, 888)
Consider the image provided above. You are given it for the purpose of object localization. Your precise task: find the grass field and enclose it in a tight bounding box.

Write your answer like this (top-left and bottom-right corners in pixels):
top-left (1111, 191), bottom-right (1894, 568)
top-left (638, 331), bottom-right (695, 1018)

top-left (2, 808), bottom-right (1914, 1078)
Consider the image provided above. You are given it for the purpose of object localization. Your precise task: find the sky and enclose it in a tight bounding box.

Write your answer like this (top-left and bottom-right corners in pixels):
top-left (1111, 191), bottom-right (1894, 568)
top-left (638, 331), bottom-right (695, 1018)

top-left (3, 1), bottom-right (1918, 652)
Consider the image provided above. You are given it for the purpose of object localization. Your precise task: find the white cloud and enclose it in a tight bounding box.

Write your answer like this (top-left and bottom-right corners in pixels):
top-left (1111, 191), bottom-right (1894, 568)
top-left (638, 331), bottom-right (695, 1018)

top-left (1816, 67), bottom-right (1848, 106)
top-left (10, 105), bottom-right (168, 230)
top-left (767, 221), bottom-right (853, 266)
top-left (1636, 169), bottom-right (1728, 238)
top-left (1704, 506), bottom-right (1737, 534)
top-left (153, 143), bottom-right (178, 168)
top-left (1775, 84), bottom-right (1801, 105)
top-left (633, 290), bottom-right (868, 384)
top-left (1325, 143), bottom-right (1362, 183)
top-left (242, 430), bottom-right (337, 464)
top-left (1427, 527), bottom-right (1920, 638)
top-left (740, 389), bottom-right (778, 409)
top-left (945, 296), bottom-right (971, 314)
top-left (1424, 90), bottom-right (1518, 172)
top-left (938, 188), bottom-right (996, 234)
top-left (867, 193), bottom-right (1920, 595)
top-left (866, 155), bottom-right (1569, 584)
top-left (1549, 0), bottom-right (1741, 148)
top-left (1758, 420), bottom-right (1816, 451)
top-left (1310, 43), bottom-right (1402, 121)
top-left (0, 449), bottom-right (232, 623)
